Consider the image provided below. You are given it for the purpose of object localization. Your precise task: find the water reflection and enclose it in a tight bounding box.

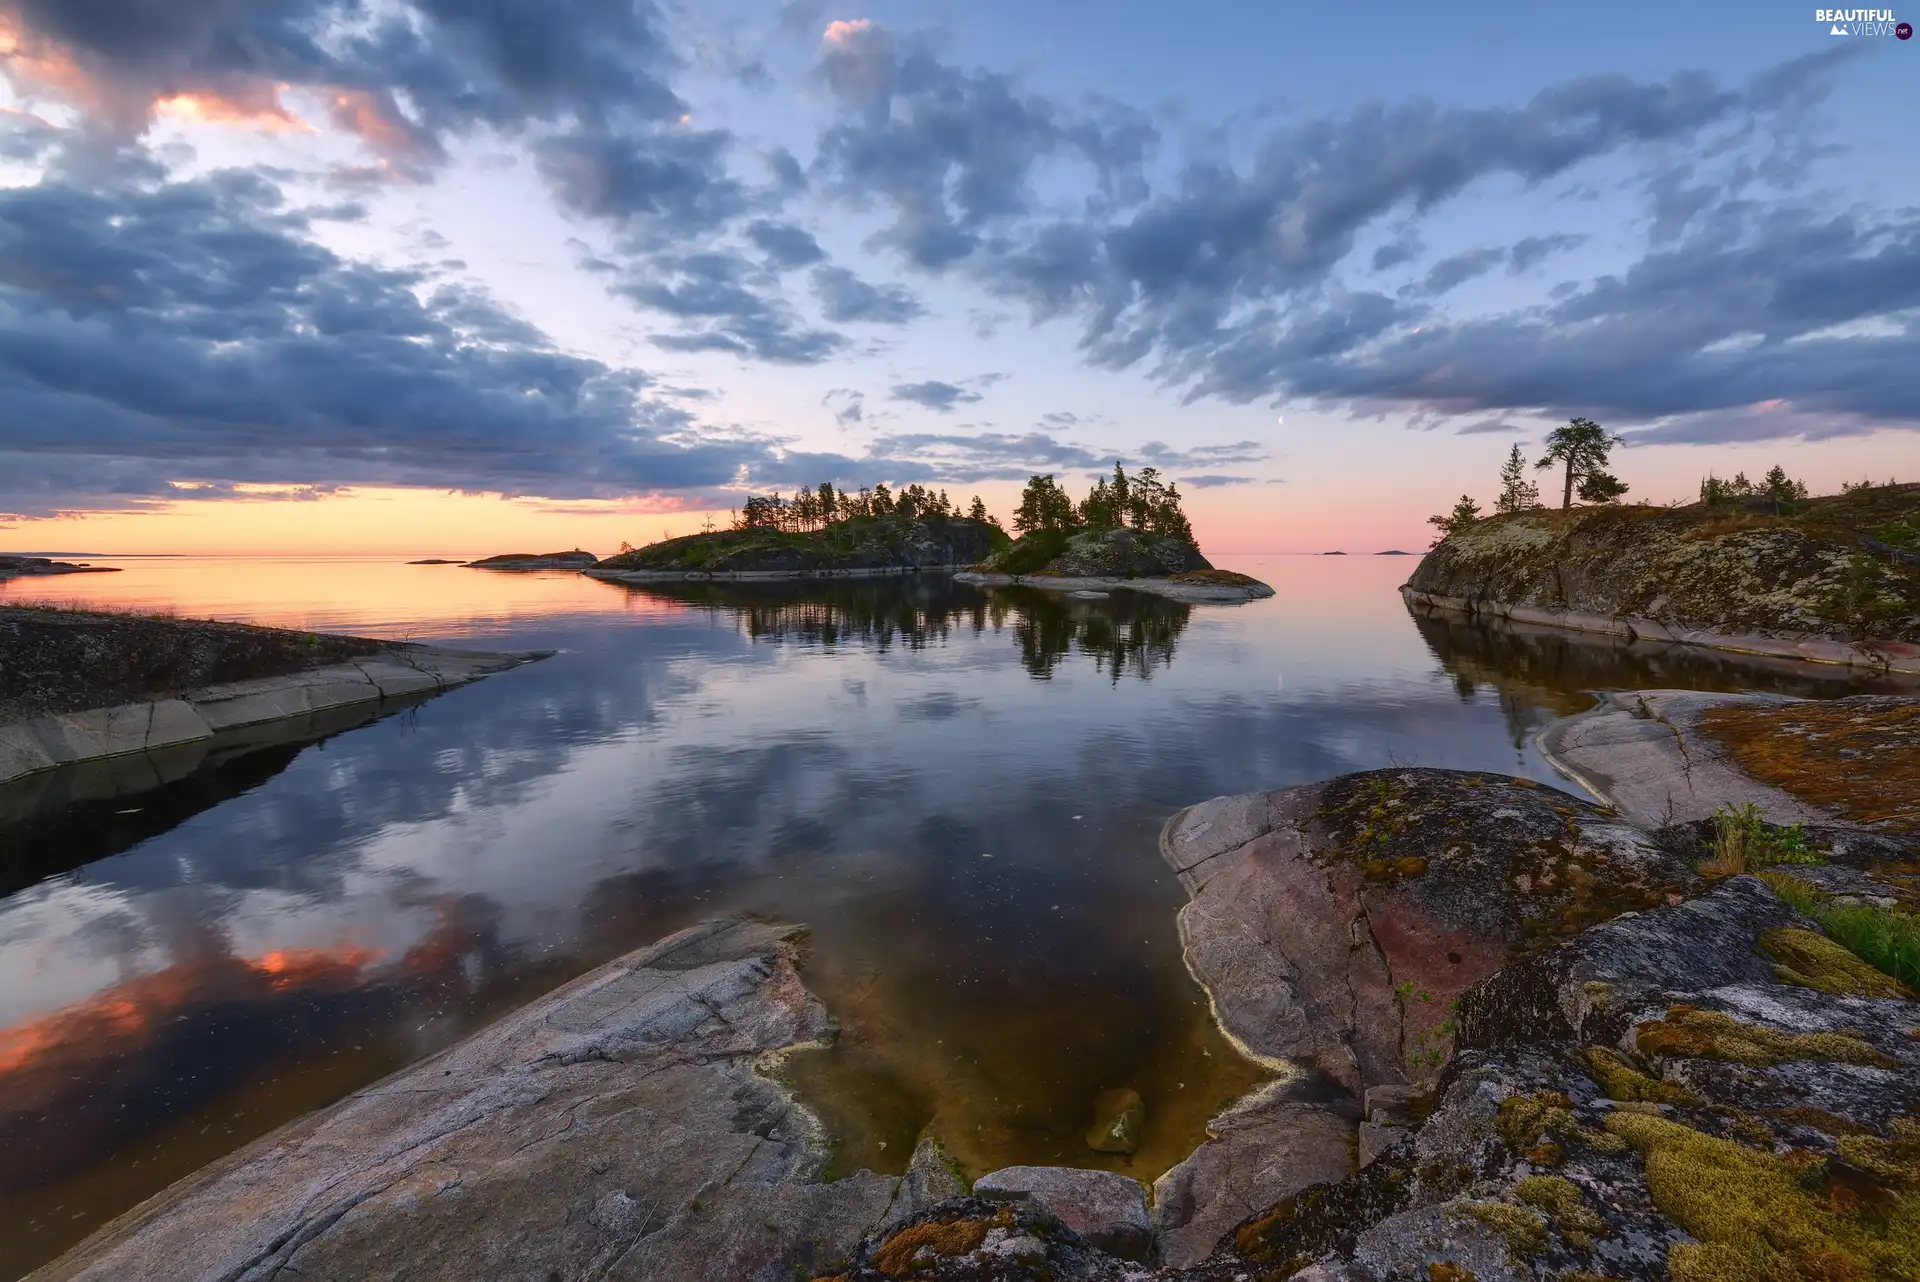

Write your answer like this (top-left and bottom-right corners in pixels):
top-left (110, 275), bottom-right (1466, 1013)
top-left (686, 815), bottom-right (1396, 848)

top-left (0, 557), bottom-right (1908, 1279)
top-left (613, 577), bottom-right (1193, 682)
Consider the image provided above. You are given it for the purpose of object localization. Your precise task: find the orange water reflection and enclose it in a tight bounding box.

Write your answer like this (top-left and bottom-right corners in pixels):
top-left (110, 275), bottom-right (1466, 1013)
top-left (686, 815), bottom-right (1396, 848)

top-left (0, 556), bottom-right (679, 639)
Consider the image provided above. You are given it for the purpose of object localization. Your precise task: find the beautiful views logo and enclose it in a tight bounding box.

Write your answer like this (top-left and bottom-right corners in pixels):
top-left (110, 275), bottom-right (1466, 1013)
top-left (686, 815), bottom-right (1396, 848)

top-left (1815, 7), bottom-right (1911, 34)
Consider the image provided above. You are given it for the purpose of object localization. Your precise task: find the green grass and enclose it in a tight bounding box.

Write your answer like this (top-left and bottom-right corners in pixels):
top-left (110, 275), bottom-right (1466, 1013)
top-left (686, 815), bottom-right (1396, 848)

top-left (1757, 872), bottom-right (1920, 991)
top-left (1698, 803), bottom-right (1823, 876)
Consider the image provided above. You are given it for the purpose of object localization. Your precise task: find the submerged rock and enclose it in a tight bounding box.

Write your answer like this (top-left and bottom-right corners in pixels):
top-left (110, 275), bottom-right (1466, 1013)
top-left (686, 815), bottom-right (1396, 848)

top-left (1086, 1086), bottom-right (1147, 1154)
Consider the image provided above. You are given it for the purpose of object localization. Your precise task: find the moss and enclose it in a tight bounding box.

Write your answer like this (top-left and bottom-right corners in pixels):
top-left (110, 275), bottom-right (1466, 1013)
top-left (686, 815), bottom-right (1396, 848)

top-left (1760, 926), bottom-right (1913, 999)
top-left (1395, 856), bottom-right (1429, 876)
top-left (1699, 699), bottom-right (1920, 832)
top-left (1605, 1110), bottom-right (1920, 1282)
top-left (868, 1206), bottom-right (1012, 1274)
top-left (1497, 1090), bottom-right (1627, 1158)
top-left (1633, 1005), bottom-right (1893, 1068)
top-left (1516, 1174), bottom-right (1607, 1247)
top-left (1583, 1046), bottom-right (1695, 1104)
top-left (1426, 1264), bottom-right (1477, 1282)
top-left (1460, 1200), bottom-right (1547, 1259)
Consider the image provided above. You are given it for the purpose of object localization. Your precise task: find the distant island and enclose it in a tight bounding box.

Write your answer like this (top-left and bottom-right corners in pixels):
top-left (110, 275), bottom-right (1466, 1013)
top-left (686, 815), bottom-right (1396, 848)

top-left (1375, 550), bottom-right (1412, 556)
top-left (1321, 551), bottom-right (1346, 555)
top-left (580, 471), bottom-right (1272, 602)
top-left (465, 550), bottom-right (599, 570)
top-left (0, 554), bottom-right (120, 579)
top-left (590, 482), bottom-right (998, 582)
top-left (408, 558), bottom-right (461, 565)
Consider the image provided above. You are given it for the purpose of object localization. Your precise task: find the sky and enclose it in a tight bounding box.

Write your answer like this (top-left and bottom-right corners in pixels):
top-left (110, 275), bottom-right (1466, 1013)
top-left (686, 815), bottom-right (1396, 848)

top-left (0, 0), bottom-right (1915, 556)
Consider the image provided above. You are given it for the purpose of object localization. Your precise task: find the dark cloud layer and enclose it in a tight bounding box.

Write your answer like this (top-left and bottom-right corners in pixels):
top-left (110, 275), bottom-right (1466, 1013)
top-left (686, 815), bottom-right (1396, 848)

top-left (890, 381), bottom-right (982, 412)
top-left (0, 165), bottom-right (862, 516)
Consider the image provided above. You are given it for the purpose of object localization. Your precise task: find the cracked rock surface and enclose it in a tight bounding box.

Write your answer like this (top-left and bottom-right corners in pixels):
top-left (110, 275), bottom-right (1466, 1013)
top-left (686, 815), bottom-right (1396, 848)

top-left (35, 919), bottom-right (943, 1282)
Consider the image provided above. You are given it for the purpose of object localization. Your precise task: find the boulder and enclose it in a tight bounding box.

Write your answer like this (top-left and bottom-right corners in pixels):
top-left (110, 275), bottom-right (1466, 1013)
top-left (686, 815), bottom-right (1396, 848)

top-left (972, 1166), bottom-right (1153, 1260)
top-left (1159, 769), bottom-right (1696, 1095)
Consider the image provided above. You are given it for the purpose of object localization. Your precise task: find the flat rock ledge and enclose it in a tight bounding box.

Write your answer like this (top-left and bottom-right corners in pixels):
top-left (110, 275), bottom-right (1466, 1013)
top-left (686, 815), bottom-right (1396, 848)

top-left (1404, 585), bottom-right (1920, 676)
top-left (953, 571), bottom-right (1275, 604)
top-left (0, 645), bottom-right (547, 787)
top-left (35, 918), bottom-right (967, 1282)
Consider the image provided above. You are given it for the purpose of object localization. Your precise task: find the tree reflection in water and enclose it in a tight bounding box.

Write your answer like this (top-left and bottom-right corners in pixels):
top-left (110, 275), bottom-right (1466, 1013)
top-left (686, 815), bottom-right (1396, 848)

top-left (618, 578), bottom-right (1193, 683)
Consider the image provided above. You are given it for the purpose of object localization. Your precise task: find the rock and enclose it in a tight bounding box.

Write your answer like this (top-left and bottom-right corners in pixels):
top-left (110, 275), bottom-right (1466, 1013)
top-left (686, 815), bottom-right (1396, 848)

top-left (1208, 874), bottom-right (1920, 1282)
top-left (822, 1197), bottom-right (1146, 1281)
top-left (38, 918), bottom-right (906, 1282)
top-left (1159, 769), bottom-right (1696, 1095)
top-left (972, 1166), bottom-right (1153, 1260)
top-left (1355, 1121), bottom-right (1400, 1169)
top-left (592, 515), bottom-right (998, 579)
top-left (1085, 1086), bottom-right (1146, 1154)
top-left (883, 1134), bottom-right (969, 1232)
top-left (1150, 1086), bottom-right (1355, 1268)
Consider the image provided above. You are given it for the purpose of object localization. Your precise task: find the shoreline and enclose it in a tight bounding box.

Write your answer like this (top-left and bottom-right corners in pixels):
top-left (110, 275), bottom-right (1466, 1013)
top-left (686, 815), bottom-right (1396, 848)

top-left (954, 570), bottom-right (1275, 604)
top-left (1403, 585), bottom-right (1920, 675)
top-left (587, 562), bottom-right (974, 583)
top-left (0, 645), bottom-right (549, 789)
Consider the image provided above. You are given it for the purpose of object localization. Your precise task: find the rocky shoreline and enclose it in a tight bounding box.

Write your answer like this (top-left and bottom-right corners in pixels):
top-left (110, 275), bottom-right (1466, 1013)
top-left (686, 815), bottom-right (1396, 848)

top-left (32, 689), bottom-right (1919, 1279)
top-left (590, 562), bottom-right (976, 584)
top-left (0, 607), bottom-right (548, 787)
top-left (0, 555), bottom-right (120, 579)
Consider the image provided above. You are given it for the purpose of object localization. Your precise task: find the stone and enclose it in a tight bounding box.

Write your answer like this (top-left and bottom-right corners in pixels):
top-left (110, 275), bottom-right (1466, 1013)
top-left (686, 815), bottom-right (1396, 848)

top-left (1150, 1087), bottom-right (1354, 1268)
top-left (971, 1166), bottom-right (1153, 1260)
top-left (1355, 1121), bottom-right (1400, 1169)
top-left (1084, 1087), bottom-right (1146, 1154)
top-left (1158, 769), bottom-right (1695, 1094)
top-left (37, 918), bottom-right (907, 1282)
top-left (825, 1197), bottom-right (1146, 1281)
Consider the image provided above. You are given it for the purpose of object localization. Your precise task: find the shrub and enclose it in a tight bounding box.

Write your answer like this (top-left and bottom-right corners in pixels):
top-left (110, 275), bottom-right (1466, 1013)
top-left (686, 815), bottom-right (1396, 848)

top-left (1696, 803), bottom-right (1821, 876)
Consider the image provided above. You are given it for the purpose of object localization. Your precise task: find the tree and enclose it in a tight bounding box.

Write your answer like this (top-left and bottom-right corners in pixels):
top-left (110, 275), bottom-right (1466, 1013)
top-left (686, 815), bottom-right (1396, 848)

top-left (1079, 477), bottom-right (1121, 530)
top-left (1427, 495), bottom-right (1482, 547)
top-left (1494, 444), bottom-right (1541, 514)
top-left (1013, 474), bottom-right (1078, 533)
top-left (1762, 465), bottom-right (1808, 513)
top-left (967, 495), bottom-right (989, 524)
top-left (1576, 470), bottom-right (1628, 504)
top-left (871, 483), bottom-right (894, 517)
top-left (1536, 417), bottom-right (1622, 509)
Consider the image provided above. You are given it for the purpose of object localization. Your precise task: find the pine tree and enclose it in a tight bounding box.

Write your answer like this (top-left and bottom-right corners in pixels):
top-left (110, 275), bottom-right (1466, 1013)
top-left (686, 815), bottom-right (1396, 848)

top-left (1494, 444), bottom-right (1541, 514)
top-left (968, 495), bottom-right (989, 523)
top-left (1013, 474), bottom-right (1077, 533)
top-left (1427, 495), bottom-right (1482, 546)
top-left (1536, 418), bottom-right (1622, 509)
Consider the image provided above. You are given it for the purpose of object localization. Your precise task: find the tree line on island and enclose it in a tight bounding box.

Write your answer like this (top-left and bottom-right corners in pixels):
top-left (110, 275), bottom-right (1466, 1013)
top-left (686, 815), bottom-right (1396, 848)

top-left (730, 481), bottom-right (992, 533)
top-left (1427, 417), bottom-right (1818, 546)
top-left (717, 464), bottom-right (1196, 546)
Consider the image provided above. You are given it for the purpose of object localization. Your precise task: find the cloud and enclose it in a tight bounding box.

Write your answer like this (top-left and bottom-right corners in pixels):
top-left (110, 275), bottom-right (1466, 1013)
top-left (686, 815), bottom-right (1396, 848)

top-left (535, 128), bottom-right (749, 241)
top-left (746, 220), bottom-right (827, 268)
top-left (862, 431), bottom-right (1269, 480)
top-left (1508, 232), bottom-right (1587, 274)
top-left (0, 0), bottom-right (689, 172)
top-left (1281, 206), bottom-right (1920, 435)
top-left (1370, 230), bottom-right (1424, 272)
top-left (1179, 474), bottom-right (1256, 487)
top-left (890, 381), bottom-right (983, 411)
top-left (0, 164), bottom-right (857, 516)
top-left (1404, 246), bottom-right (1505, 297)
top-left (812, 20), bottom-right (1157, 269)
top-left (812, 266), bottom-right (924, 323)
top-left (823, 388), bottom-right (865, 427)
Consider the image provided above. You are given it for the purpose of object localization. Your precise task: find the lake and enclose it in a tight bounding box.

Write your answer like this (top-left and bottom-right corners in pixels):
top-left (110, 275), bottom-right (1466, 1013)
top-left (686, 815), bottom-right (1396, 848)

top-left (0, 554), bottom-right (1902, 1278)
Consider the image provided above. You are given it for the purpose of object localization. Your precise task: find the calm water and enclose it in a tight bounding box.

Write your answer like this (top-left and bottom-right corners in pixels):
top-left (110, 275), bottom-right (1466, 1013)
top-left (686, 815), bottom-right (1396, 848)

top-left (0, 555), bottom-right (1905, 1278)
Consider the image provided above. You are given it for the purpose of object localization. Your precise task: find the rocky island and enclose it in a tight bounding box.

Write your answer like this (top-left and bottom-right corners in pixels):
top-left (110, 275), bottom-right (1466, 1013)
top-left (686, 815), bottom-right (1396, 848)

top-left (1407, 479), bottom-right (1920, 674)
top-left (591, 482), bottom-right (998, 583)
top-left (953, 469), bottom-right (1274, 603)
top-left (466, 549), bottom-right (600, 570)
top-left (0, 605), bottom-right (547, 789)
top-left (0, 554), bottom-right (120, 579)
